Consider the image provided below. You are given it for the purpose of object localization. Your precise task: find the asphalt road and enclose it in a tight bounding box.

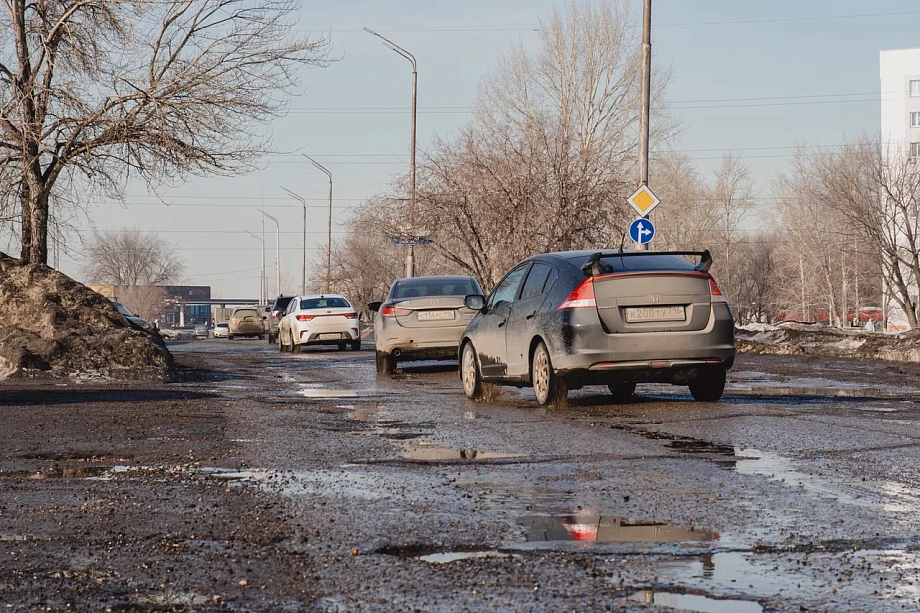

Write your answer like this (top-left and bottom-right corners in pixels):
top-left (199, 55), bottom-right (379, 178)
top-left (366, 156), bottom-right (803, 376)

top-left (3, 338), bottom-right (920, 611)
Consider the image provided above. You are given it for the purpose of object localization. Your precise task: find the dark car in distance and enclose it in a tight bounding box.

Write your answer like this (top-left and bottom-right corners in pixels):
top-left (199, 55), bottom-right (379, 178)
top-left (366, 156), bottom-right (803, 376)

top-left (458, 250), bottom-right (735, 407)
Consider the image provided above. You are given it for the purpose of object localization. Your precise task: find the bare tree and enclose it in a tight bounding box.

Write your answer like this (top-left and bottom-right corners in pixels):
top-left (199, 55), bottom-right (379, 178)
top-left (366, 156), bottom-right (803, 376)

top-left (408, 0), bottom-right (673, 287)
top-left (771, 143), bottom-right (884, 327)
top-left (115, 284), bottom-right (168, 322)
top-left (649, 151), bottom-right (714, 251)
top-left (0, 0), bottom-right (331, 265)
top-left (83, 227), bottom-right (184, 286)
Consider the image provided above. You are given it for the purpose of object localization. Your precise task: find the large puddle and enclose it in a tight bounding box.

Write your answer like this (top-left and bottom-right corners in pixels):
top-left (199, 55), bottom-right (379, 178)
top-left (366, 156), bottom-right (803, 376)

top-left (628, 590), bottom-right (762, 613)
top-left (400, 442), bottom-right (521, 462)
top-left (520, 514), bottom-right (717, 544)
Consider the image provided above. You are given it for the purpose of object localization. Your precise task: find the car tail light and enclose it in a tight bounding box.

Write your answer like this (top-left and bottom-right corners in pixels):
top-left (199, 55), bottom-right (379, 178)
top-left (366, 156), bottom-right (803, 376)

top-left (271, 310), bottom-right (280, 318)
top-left (344, 311), bottom-right (358, 319)
top-left (708, 275), bottom-right (727, 303)
top-left (380, 305), bottom-right (412, 317)
top-left (557, 278), bottom-right (596, 310)
top-left (296, 314), bottom-right (315, 321)
top-left (230, 318), bottom-right (237, 324)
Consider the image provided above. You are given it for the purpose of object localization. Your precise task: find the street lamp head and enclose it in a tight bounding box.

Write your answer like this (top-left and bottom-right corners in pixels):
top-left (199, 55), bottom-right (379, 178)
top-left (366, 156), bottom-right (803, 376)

top-left (363, 27), bottom-right (378, 36)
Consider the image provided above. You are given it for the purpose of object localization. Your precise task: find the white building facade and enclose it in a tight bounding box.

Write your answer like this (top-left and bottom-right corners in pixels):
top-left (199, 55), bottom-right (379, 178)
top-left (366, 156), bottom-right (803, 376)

top-left (879, 48), bottom-right (920, 331)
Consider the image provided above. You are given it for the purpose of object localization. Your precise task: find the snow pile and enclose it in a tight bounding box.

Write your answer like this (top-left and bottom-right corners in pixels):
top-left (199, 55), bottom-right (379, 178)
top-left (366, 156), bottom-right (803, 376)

top-left (0, 252), bottom-right (175, 381)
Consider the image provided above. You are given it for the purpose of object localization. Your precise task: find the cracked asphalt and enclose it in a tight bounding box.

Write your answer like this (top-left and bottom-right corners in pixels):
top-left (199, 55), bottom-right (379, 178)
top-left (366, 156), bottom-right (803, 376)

top-left (3, 339), bottom-right (920, 611)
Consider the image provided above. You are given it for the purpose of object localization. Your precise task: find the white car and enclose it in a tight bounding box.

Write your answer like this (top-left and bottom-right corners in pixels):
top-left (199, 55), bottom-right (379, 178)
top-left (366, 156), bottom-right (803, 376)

top-left (213, 322), bottom-right (230, 338)
top-left (278, 294), bottom-right (361, 352)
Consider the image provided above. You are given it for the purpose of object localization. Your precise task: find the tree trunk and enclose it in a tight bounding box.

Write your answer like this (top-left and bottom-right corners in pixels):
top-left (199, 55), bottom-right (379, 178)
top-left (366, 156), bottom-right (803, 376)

top-left (19, 190), bottom-right (32, 263)
top-left (28, 192), bottom-right (49, 265)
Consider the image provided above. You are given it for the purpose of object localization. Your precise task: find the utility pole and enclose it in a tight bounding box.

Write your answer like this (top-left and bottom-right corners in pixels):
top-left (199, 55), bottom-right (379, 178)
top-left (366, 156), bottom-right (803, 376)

top-left (364, 26), bottom-right (417, 277)
top-left (259, 209), bottom-right (281, 296)
top-left (303, 155), bottom-right (334, 293)
top-left (246, 231), bottom-right (265, 304)
top-left (280, 186), bottom-right (307, 295)
top-left (638, 0), bottom-right (652, 251)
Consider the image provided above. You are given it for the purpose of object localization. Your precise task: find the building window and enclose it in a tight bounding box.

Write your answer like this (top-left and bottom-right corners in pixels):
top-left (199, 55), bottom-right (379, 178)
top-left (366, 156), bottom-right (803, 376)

top-left (911, 142), bottom-right (920, 157)
top-left (912, 112), bottom-right (920, 127)
top-left (911, 80), bottom-right (920, 97)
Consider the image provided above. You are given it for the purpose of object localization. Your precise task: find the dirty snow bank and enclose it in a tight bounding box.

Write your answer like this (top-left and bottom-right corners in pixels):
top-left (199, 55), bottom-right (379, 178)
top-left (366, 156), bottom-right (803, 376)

top-left (736, 321), bottom-right (920, 362)
top-left (0, 252), bottom-right (175, 381)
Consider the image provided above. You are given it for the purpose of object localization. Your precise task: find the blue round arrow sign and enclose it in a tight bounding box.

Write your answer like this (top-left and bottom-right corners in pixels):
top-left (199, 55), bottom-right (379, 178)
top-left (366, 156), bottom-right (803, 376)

top-left (628, 218), bottom-right (655, 245)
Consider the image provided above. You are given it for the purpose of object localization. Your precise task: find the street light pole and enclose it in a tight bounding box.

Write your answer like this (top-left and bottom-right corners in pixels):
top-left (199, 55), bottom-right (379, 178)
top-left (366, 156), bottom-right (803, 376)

top-left (259, 209), bottom-right (281, 296)
top-left (364, 26), bottom-right (417, 278)
top-left (246, 231), bottom-right (265, 304)
top-left (638, 0), bottom-right (652, 251)
top-left (280, 186), bottom-right (307, 295)
top-left (303, 155), bottom-right (334, 293)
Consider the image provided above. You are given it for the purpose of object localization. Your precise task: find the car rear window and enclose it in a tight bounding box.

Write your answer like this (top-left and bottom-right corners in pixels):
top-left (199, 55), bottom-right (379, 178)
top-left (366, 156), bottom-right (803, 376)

top-left (272, 296), bottom-right (295, 311)
top-left (568, 254), bottom-right (698, 273)
top-left (233, 309), bottom-right (259, 318)
top-left (216, 322), bottom-right (229, 328)
top-left (300, 297), bottom-right (351, 310)
top-left (395, 279), bottom-right (480, 299)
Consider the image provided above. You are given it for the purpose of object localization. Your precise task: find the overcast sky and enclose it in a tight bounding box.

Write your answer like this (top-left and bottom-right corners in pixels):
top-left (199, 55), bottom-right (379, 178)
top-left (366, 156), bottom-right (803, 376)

top-left (16, 0), bottom-right (920, 299)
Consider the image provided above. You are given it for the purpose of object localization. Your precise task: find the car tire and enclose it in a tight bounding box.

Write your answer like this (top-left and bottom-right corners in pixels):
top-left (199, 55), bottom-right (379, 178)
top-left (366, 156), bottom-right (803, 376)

top-left (228, 335), bottom-right (234, 340)
top-left (337, 342), bottom-right (347, 351)
top-left (351, 340), bottom-right (362, 351)
top-left (278, 332), bottom-right (285, 352)
top-left (461, 342), bottom-right (483, 400)
top-left (258, 335), bottom-right (264, 341)
top-left (689, 369), bottom-right (726, 402)
top-left (608, 383), bottom-right (637, 403)
top-left (375, 351), bottom-right (396, 375)
top-left (289, 331), bottom-right (297, 353)
top-left (532, 341), bottom-right (567, 408)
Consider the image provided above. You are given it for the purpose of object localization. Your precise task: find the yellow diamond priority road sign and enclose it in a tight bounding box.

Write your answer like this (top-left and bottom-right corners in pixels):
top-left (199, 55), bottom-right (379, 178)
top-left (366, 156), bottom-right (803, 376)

top-left (627, 184), bottom-right (660, 218)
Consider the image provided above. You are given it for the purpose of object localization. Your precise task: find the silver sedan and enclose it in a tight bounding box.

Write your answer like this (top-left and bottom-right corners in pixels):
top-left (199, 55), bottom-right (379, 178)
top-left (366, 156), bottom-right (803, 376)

top-left (368, 275), bottom-right (484, 374)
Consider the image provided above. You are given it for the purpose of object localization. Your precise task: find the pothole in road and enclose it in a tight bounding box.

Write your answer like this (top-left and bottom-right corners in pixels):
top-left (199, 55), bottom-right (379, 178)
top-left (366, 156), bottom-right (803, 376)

top-left (627, 590), bottom-right (762, 613)
top-left (519, 515), bottom-right (718, 545)
top-left (399, 442), bottom-right (523, 462)
top-left (0, 466), bottom-right (112, 479)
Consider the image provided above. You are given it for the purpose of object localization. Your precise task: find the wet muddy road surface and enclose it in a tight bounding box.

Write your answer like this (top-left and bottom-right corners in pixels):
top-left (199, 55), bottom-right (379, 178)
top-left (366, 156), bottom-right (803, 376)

top-left (3, 341), bottom-right (920, 611)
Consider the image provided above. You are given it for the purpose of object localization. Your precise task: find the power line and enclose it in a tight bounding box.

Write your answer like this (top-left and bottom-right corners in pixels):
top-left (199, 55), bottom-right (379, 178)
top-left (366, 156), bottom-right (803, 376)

top-left (656, 10), bottom-right (920, 27)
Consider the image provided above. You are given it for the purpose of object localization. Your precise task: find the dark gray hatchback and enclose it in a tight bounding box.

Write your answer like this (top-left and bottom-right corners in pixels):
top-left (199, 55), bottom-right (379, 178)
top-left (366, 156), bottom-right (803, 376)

top-left (459, 250), bottom-right (735, 406)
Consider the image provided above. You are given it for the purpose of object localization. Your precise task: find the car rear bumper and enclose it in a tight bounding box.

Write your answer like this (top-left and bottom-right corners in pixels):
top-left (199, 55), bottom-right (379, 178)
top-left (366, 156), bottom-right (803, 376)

top-left (551, 306), bottom-right (735, 384)
top-left (293, 322), bottom-right (360, 345)
top-left (376, 325), bottom-right (465, 360)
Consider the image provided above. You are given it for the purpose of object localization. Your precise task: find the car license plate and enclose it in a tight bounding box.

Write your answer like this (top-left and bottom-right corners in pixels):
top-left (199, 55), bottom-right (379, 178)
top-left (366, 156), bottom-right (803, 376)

top-left (319, 333), bottom-right (342, 340)
top-left (625, 306), bottom-right (685, 323)
top-left (417, 310), bottom-right (455, 321)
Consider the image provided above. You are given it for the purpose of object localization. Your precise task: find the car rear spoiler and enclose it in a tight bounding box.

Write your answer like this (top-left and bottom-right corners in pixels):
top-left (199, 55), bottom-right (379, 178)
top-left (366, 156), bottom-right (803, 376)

top-left (580, 250), bottom-right (713, 276)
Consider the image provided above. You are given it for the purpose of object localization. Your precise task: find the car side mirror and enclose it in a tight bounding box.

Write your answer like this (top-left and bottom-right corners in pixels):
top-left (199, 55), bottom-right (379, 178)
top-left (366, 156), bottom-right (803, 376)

top-left (464, 294), bottom-right (486, 312)
top-left (367, 301), bottom-right (382, 312)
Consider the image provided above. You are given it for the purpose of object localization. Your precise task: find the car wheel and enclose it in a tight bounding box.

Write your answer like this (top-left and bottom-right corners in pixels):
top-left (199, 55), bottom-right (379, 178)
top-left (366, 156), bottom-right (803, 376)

top-left (228, 335), bottom-right (234, 340)
top-left (608, 382), bottom-right (637, 403)
top-left (532, 341), bottom-right (567, 408)
top-left (268, 333), bottom-right (275, 344)
top-left (461, 342), bottom-right (483, 400)
top-left (375, 351), bottom-right (396, 375)
top-left (289, 331), bottom-right (297, 353)
top-left (351, 340), bottom-right (362, 351)
top-left (337, 341), bottom-right (347, 351)
top-left (689, 369), bottom-right (726, 402)
top-left (278, 332), bottom-right (285, 352)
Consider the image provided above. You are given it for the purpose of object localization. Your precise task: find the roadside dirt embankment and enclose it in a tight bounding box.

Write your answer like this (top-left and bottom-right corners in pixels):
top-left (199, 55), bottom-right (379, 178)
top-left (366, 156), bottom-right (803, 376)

top-left (736, 322), bottom-right (920, 363)
top-left (0, 252), bottom-right (174, 381)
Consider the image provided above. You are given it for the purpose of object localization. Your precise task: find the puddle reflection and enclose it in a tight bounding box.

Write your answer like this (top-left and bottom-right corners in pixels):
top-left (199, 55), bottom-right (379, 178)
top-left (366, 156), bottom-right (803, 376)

top-left (628, 590), bottom-right (762, 613)
top-left (400, 442), bottom-right (521, 461)
top-left (521, 515), bottom-right (717, 544)
top-left (26, 466), bottom-right (110, 479)
top-left (417, 551), bottom-right (510, 564)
